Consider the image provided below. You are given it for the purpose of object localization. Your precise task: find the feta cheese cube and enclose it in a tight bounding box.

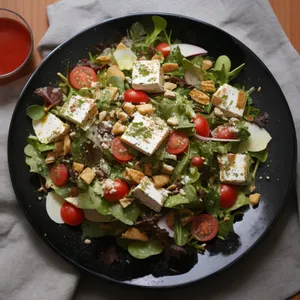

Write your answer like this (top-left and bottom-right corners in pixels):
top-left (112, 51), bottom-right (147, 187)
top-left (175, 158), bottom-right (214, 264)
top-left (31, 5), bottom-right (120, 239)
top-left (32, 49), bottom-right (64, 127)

top-left (60, 95), bottom-right (98, 128)
top-left (32, 112), bottom-right (69, 144)
top-left (132, 60), bottom-right (164, 93)
top-left (120, 113), bottom-right (170, 156)
top-left (212, 84), bottom-right (246, 118)
top-left (217, 153), bottom-right (249, 184)
top-left (133, 177), bottom-right (167, 212)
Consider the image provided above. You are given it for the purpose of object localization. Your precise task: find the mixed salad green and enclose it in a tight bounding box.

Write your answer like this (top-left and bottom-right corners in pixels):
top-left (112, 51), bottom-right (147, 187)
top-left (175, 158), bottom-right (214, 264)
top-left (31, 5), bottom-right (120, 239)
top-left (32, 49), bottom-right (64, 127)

top-left (25, 16), bottom-right (272, 262)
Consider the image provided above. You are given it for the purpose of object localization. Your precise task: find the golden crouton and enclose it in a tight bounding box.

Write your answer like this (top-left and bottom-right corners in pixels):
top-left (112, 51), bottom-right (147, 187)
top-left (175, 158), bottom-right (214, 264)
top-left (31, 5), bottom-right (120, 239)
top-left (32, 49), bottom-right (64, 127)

top-left (112, 121), bottom-right (127, 135)
top-left (151, 54), bottom-right (164, 62)
top-left (116, 109), bottom-right (128, 121)
top-left (152, 174), bottom-right (170, 188)
top-left (144, 163), bottom-right (153, 176)
top-left (103, 87), bottom-right (118, 100)
top-left (136, 104), bottom-right (155, 115)
top-left (164, 90), bottom-right (176, 99)
top-left (162, 63), bottom-right (179, 73)
top-left (80, 167), bottom-right (96, 185)
top-left (54, 135), bottom-right (71, 157)
top-left (72, 162), bottom-right (85, 174)
top-left (249, 193), bottom-right (261, 206)
top-left (45, 152), bottom-right (56, 164)
top-left (122, 102), bottom-right (136, 117)
top-left (107, 65), bottom-right (125, 81)
top-left (121, 228), bottom-right (149, 241)
top-left (200, 80), bottom-right (216, 93)
top-left (96, 55), bottom-right (111, 64)
top-left (202, 60), bottom-right (213, 71)
top-left (125, 168), bottom-right (145, 184)
top-left (248, 185), bottom-right (256, 193)
top-left (119, 197), bottom-right (134, 208)
top-left (189, 88), bottom-right (210, 105)
top-left (164, 82), bottom-right (177, 91)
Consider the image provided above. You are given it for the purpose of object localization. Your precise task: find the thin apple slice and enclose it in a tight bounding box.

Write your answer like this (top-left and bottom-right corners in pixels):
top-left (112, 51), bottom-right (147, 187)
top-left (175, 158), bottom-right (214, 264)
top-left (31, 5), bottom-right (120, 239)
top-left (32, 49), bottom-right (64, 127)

top-left (46, 191), bottom-right (65, 224)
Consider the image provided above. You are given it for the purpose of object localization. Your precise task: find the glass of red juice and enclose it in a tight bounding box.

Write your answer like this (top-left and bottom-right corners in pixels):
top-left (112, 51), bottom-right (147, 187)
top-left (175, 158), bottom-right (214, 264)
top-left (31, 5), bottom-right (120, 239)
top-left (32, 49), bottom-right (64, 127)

top-left (0, 8), bottom-right (33, 78)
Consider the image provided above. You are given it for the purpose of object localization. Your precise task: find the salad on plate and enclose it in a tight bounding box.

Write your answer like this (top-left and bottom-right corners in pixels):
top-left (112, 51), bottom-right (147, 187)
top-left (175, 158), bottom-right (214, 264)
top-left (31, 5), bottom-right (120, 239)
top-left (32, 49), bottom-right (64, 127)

top-left (25, 16), bottom-right (272, 263)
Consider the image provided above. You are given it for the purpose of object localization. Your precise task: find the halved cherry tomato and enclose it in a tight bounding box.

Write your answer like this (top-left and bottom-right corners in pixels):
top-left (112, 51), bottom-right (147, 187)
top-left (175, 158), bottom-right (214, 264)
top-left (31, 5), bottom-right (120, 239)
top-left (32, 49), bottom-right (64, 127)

top-left (194, 114), bottom-right (210, 137)
top-left (124, 89), bottom-right (149, 103)
top-left (191, 156), bottom-right (204, 169)
top-left (104, 179), bottom-right (129, 202)
top-left (220, 184), bottom-right (238, 209)
top-left (60, 202), bottom-right (84, 226)
top-left (156, 42), bottom-right (170, 58)
top-left (111, 137), bottom-right (134, 162)
top-left (50, 164), bottom-right (68, 187)
top-left (191, 214), bottom-right (218, 242)
top-left (69, 66), bottom-right (97, 89)
top-left (166, 131), bottom-right (189, 155)
top-left (215, 127), bottom-right (236, 139)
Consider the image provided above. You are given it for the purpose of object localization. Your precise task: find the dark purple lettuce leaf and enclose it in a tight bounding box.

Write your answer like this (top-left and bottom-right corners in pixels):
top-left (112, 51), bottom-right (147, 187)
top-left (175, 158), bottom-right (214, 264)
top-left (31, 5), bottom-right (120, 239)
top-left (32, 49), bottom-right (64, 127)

top-left (254, 111), bottom-right (269, 128)
top-left (77, 58), bottom-right (106, 73)
top-left (34, 87), bottom-right (62, 106)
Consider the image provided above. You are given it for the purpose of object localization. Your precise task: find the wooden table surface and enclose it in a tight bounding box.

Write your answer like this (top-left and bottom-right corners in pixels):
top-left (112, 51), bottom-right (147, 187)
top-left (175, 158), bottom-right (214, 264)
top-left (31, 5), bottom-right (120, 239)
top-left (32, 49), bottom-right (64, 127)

top-left (0, 0), bottom-right (299, 298)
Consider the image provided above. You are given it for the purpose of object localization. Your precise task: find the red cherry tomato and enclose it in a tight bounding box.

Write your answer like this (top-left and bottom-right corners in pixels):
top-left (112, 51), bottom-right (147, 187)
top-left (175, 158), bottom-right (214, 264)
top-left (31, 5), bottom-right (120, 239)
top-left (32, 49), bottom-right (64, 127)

top-left (156, 42), bottom-right (170, 58)
top-left (190, 214), bottom-right (218, 242)
top-left (50, 164), bottom-right (68, 187)
top-left (104, 179), bottom-right (129, 202)
top-left (194, 115), bottom-right (210, 137)
top-left (69, 66), bottom-right (97, 89)
top-left (70, 186), bottom-right (79, 197)
top-left (215, 127), bottom-right (236, 139)
top-left (124, 89), bottom-right (149, 104)
top-left (220, 184), bottom-right (238, 209)
top-left (166, 131), bottom-right (189, 155)
top-left (60, 202), bottom-right (84, 226)
top-left (191, 156), bottom-right (204, 169)
top-left (111, 137), bottom-right (134, 163)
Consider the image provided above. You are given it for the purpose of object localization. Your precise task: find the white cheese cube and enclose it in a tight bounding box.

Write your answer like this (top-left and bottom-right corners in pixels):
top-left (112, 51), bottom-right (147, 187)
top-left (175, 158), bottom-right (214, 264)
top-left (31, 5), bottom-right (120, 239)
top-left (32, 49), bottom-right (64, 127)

top-left (133, 177), bottom-right (168, 212)
top-left (120, 113), bottom-right (170, 156)
top-left (60, 95), bottom-right (98, 129)
top-left (32, 112), bottom-right (69, 144)
top-left (212, 84), bottom-right (246, 118)
top-left (132, 60), bottom-right (164, 93)
top-left (217, 153), bottom-right (249, 184)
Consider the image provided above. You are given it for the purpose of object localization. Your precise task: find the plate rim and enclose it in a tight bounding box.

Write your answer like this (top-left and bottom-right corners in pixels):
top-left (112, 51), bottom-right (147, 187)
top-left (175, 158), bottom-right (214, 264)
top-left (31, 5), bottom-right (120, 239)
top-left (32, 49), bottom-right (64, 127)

top-left (7, 12), bottom-right (297, 288)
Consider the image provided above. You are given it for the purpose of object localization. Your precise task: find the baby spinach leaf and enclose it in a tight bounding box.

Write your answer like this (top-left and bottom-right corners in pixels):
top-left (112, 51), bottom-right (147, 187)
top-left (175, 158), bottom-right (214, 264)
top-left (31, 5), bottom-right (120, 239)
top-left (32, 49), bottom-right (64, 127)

top-left (128, 240), bottom-right (163, 259)
top-left (225, 192), bottom-right (250, 212)
top-left (214, 55), bottom-right (231, 73)
top-left (174, 219), bottom-right (189, 246)
top-left (110, 202), bottom-right (140, 225)
top-left (203, 188), bottom-right (220, 216)
top-left (164, 194), bottom-right (190, 208)
top-left (188, 167), bottom-right (200, 183)
top-left (26, 105), bottom-right (45, 120)
top-left (96, 199), bottom-right (113, 216)
top-left (218, 215), bottom-right (234, 238)
top-left (249, 149), bottom-right (268, 163)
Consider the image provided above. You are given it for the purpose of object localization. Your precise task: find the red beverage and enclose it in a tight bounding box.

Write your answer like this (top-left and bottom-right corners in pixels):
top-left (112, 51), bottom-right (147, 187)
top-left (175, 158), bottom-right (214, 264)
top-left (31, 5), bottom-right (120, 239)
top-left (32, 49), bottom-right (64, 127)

top-left (0, 18), bottom-right (31, 75)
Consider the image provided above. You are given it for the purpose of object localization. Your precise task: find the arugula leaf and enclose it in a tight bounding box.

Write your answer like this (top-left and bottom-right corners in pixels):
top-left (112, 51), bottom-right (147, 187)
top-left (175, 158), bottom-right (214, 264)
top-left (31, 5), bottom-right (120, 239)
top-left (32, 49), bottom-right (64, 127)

top-left (218, 215), bottom-right (234, 238)
top-left (165, 46), bottom-right (184, 64)
top-left (228, 63), bottom-right (245, 82)
top-left (144, 16), bottom-right (167, 47)
top-left (128, 22), bottom-right (147, 42)
top-left (26, 105), bottom-right (45, 120)
top-left (249, 149), bottom-right (268, 163)
top-left (174, 219), bottom-right (189, 246)
top-left (171, 146), bottom-right (190, 182)
top-left (128, 240), bottom-right (163, 259)
top-left (187, 240), bottom-right (206, 253)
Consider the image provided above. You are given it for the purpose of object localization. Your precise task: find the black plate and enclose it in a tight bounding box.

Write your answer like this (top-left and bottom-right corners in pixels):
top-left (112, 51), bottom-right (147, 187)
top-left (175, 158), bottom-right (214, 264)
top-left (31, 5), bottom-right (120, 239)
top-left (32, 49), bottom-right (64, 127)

top-left (8, 13), bottom-right (296, 287)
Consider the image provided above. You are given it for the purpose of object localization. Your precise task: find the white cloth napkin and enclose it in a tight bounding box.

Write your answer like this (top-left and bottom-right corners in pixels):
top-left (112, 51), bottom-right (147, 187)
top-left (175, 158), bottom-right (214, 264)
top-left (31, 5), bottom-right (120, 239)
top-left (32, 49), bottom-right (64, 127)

top-left (1, 0), bottom-right (300, 299)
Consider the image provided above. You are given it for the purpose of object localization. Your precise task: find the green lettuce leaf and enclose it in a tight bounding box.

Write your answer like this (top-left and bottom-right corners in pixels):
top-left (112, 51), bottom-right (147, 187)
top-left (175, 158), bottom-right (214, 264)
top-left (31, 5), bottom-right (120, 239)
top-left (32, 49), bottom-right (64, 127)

top-left (174, 219), bottom-right (189, 246)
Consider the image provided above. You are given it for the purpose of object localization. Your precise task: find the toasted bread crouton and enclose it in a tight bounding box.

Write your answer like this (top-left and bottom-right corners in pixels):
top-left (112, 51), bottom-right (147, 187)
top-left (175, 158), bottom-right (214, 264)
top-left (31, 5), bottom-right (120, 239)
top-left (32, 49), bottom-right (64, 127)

top-left (152, 174), bottom-right (170, 188)
top-left (72, 162), bottom-right (85, 174)
top-left (122, 102), bottom-right (136, 117)
top-left (162, 63), bottom-right (179, 73)
top-left (121, 228), bottom-right (148, 241)
top-left (125, 168), bottom-right (145, 184)
top-left (80, 167), bottom-right (96, 185)
top-left (249, 193), bottom-right (261, 206)
top-left (112, 121), bottom-right (127, 135)
top-left (136, 104), bottom-right (155, 115)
